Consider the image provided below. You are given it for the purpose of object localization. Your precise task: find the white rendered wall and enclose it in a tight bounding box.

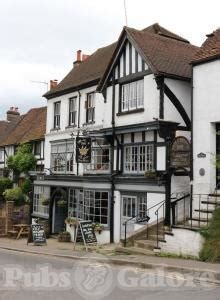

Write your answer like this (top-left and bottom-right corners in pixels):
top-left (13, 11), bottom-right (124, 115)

top-left (193, 60), bottom-right (220, 195)
top-left (164, 78), bottom-right (191, 127)
top-left (159, 228), bottom-right (204, 258)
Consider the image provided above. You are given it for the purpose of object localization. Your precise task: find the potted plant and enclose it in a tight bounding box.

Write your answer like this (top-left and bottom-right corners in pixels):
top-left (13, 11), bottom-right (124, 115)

top-left (65, 217), bottom-right (78, 227)
top-left (92, 223), bottom-right (103, 234)
top-left (57, 199), bottom-right (67, 207)
top-left (58, 231), bottom-right (71, 242)
top-left (144, 170), bottom-right (157, 179)
top-left (41, 197), bottom-right (50, 206)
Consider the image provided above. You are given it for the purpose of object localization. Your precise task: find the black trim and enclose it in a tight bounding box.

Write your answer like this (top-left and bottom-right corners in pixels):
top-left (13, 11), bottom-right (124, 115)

top-left (155, 76), bottom-right (164, 119)
top-left (121, 134), bottom-right (124, 173)
top-left (131, 133), bottom-right (134, 143)
top-left (164, 84), bottom-right (191, 130)
top-left (142, 59), bottom-right (145, 72)
top-left (142, 131), bottom-right (145, 142)
top-left (116, 108), bottom-right (144, 116)
top-left (117, 69), bottom-right (152, 84)
top-left (135, 50), bottom-right (138, 73)
top-left (154, 130), bottom-right (157, 170)
top-left (129, 42), bottom-right (132, 75)
top-left (123, 51), bottom-right (126, 77)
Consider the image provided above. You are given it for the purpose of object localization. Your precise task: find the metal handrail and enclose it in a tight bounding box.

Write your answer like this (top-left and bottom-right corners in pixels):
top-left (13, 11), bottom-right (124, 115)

top-left (123, 199), bottom-right (165, 247)
top-left (155, 201), bottom-right (165, 249)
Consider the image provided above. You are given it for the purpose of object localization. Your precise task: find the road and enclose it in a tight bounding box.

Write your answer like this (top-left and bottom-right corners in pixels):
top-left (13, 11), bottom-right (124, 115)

top-left (0, 249), bottom-right (218, 299)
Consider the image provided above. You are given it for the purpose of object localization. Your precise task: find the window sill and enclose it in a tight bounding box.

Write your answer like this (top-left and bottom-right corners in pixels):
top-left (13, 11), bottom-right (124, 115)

top-left (116, 108), bottom-right (144, 116)
top-left (83, 121), bottom-right (95, 126)
top-left (65, 125), bottom-right (77, 129)
top-left (50, 127), bottom-right (61, 132)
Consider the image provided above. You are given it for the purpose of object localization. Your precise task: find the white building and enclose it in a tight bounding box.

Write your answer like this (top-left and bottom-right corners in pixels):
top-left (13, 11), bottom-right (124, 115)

top-left (33, 23), bottom-right (198, 244)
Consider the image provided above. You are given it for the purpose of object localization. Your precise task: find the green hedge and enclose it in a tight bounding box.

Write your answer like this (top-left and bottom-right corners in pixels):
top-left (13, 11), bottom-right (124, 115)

top-left (199, 207), bottom-right (220, 262)
top-left (0, 177), bottom-right (13, 197)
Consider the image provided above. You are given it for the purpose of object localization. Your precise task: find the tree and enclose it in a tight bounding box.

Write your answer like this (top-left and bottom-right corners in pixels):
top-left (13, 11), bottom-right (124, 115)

top-left (7, 143), bottom-right (37, 180)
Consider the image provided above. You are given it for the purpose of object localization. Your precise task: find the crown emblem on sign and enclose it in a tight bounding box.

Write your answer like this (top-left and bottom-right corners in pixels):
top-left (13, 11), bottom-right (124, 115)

top-left (79, 146), bottom-right (89, 156)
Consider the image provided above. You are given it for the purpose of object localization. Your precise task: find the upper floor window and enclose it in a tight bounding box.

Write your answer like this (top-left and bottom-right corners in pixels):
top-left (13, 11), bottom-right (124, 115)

top-left (69, 97), bottom-right (77, 126)
top-left (34, 141), bottom-right (41, 156)
top-left (84, 139), bottom-right (110, 173)
top-left (124, 144), bottom-right (154, 174)
top-left (121, 79), bottom-right (144, 112)
top-left (54, 102), bottom-right (61, 129)
top-left (51, 140), bottom-right (75, 174)
top-left (86, 93), bottom-right (95, 123)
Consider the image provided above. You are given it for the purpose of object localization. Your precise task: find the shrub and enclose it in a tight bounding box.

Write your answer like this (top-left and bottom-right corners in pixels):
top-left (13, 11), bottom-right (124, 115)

top-left (3, 187), bottom-right (26, 206)
top-left (21, 178), bottom-right (32, 195)
top-left (0, 177), bottom-right (13, 197)
top-left (199, 207), bottom-right (220, 262)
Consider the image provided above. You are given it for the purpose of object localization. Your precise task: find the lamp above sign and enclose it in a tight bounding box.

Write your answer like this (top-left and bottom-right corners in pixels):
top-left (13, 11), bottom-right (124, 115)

top-left (170, 136), bottom-right (190, 168)
top-left (197, 152), bottom-right (206, 158)
top-left (76, 137), bottom-right (91, 163)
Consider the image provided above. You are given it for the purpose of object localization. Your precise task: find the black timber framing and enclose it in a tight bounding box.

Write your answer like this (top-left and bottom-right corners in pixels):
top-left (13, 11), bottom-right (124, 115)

top-left (164, 84), bottom-right (191, 130)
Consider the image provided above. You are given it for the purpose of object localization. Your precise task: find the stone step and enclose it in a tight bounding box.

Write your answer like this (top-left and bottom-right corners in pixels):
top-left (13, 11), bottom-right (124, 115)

top-left (194, 209), bottom-right (214, 214)
top-left (201, 200), bottom-right (220, 206)
top-left (146, 234), bottom-right (165, 242)
top-left (115, 246), bottom-right (155, 256)
top-left (188, 218), bottom-right (209, 227)
top-left (134, 239), bottom-right (158, 251)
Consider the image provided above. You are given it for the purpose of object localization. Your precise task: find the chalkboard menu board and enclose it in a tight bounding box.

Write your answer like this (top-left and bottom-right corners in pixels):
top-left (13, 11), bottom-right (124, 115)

top-left (27, 224), bottom-right (47, 245)
top-left (74, 220), bottom-right (97, 251)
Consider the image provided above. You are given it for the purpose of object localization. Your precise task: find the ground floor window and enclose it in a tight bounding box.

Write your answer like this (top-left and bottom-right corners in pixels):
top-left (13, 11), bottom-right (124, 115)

top-left (68, 189), bottom-right (109, 226)
top-left (33, 186), bottom-right (50, 216)
top-left (122, 195), bottom-right (147, 220)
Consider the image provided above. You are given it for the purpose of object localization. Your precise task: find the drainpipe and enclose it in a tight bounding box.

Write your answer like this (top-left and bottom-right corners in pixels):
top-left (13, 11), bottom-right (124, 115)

top-left (77, 90), bottom-right (81, 176)
top-left (110, 72), bottom-right (116, 243)
top-left (190, 69), bottom-right (194, 219)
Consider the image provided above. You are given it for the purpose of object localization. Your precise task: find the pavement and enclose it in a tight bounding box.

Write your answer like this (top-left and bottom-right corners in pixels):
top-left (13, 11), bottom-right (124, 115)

top-left (0, 237), bottom-right (220, 283)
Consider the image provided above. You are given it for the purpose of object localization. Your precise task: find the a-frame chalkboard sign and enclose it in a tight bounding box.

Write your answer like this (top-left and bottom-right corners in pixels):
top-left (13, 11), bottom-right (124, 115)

top-left (74, 220), bottom-right (97, 251)
top-left (27, 224), bottom-right (47, 246)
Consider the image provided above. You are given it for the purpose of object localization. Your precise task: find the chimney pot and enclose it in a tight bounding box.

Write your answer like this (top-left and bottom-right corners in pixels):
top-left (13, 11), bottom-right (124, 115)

top-left (77, 50), bottom-right (82, 62)
top-left (82, 54), bottom-right (90, 61)
top-left (50, 79), bottom-right (58, 90)
top-left (7, 107), bottom-right (20, 122)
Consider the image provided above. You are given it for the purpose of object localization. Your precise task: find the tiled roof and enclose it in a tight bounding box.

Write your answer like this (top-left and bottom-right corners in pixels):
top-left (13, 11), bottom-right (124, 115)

top-left (0, 107), bottom-right (46, 146)
top-left (192, 28), bottom-right (220, 64)
top-left (126, 27), bottom-right (198, 79)
top-left (142, 23), bottom-right (190, 44)
top-left (44, 42), bottom-right (117, 99)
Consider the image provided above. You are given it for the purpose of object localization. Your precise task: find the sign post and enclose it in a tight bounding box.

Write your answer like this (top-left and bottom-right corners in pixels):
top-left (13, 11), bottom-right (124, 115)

top-left (73, 220), bottom-right (97, 251)
top-left (27, 224), bottom-right (47, 246)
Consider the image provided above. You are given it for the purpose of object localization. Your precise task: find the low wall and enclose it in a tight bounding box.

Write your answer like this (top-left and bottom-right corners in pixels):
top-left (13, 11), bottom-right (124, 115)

top-left (159, 228), bottom-right (204, 258)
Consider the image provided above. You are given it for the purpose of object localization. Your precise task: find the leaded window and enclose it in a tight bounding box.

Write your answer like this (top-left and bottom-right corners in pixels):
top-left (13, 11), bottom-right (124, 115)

top-left (124, 144), bottom-right (154, 173)
top-left (121, 79), bottom-right (144, 112)
top-left (51, 140), bottom-right (75, 173)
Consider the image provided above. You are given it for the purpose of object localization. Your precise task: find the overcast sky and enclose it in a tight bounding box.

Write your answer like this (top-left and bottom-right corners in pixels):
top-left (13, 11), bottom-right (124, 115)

top-left (0, 0), bottom-right (220, 118)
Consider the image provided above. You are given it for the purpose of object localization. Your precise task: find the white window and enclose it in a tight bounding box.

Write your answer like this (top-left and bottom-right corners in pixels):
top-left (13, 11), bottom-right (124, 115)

top-left (33, 186), bottom-right (50, 216)
top-left (124, 144), bottom-right (154, 173)
top-left (69, 97), bottom-right (77, 126)
top-left (51, 140), bottom-right (75, 173)
top-left (121, 79), bottom-right (144, 112)
top-left (86, 93), bottom-right (95, 123)
top-left (68, 189), bottom-right (109, 225)
top-left (54, 102), bottom-right (60, 128)
top-left (84, 139), bottom-right (110, 173)
top-left (0, 149), bottom-right (4, 162)
top-left (122, 196), bottom-right (137, 218)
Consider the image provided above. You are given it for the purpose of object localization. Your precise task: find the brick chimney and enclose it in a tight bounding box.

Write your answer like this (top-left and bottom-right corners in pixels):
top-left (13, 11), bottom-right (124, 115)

top-left (50, 79), bottom-right (58, 90)
top-left (7, 107), bottom-right (20, 122)
top-left (73, 50), bottom-right (82, 67)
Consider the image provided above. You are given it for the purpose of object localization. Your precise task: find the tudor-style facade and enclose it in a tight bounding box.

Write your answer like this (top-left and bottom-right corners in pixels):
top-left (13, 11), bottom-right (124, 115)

top-left (34, 23), bottom-right (198, 243)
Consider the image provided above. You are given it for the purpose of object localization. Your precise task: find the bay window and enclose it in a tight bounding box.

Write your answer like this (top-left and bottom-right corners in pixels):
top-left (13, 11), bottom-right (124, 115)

top-left (68, 189), bottom-right (109, 226)
top-left (124, 144), bottom-right (154, 174)
top-left (51, 140), bottom-right (75, 173)
top-left (84, 139), bottom-right (110, 173)
top-left (121, 79), bottom-right (144, 112)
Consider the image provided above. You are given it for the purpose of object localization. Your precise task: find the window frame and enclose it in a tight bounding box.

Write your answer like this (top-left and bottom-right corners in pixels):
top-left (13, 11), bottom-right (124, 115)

top-left (86, 92), bottom-right (95, 123)
top-left (33, 186), bottom-right (50, 217)
top-left (123, 143), bottom-right (154, 174)
top-left (69, 97), bottom-right (77, 126)
top-left (120, 79), bottom-right (144, 112)
top-left (54, 101), bottom-right (61, 129)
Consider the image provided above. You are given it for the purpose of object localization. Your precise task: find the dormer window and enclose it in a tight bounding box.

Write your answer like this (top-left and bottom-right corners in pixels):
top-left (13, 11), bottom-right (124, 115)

top-left (121, 79), bottom-right (144, 112)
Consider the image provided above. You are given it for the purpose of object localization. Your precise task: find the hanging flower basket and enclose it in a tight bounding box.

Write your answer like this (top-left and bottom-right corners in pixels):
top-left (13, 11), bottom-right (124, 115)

top-left (65, 217), bottom-right (78, 227)
top-left (144, 170), bottom-right (157, 179)
top-left (57, 199), bottom-right (67, 207)
top-left (42, 198), bottom-right (50, 206)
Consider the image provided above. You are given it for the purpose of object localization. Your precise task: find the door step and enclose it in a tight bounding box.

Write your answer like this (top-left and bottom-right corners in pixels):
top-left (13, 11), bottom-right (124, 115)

top-left (116, 246), bottom-right (155, 256)
top-left (134, 239), bottom-right (158, 251)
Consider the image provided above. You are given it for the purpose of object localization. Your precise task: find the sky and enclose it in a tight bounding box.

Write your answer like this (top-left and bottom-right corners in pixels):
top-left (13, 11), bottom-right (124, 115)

top-left (1, 0), bottom-right (220, 118)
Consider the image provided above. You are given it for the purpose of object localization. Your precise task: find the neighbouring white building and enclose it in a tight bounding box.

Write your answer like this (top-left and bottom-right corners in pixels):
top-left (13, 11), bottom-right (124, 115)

top-left (33, 23), bottom-right (198, 244)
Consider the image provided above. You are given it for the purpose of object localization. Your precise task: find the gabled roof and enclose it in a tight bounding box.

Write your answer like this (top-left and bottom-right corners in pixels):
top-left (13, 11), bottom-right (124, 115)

top-left (142, 23), bottom-right (190, 44)
top-left (191, 28), bottom-right (220, 65)
top-left (0, 107), bottom-right (47, 147)
top-left (44, 43), bottom-right (117, 99)
top-left (98, 26), bottom-right (198, 91)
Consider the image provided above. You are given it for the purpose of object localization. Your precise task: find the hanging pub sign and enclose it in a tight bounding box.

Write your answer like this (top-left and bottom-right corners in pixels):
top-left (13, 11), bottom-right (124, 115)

top-left (170, 136), bottom-right (190, 168)
top-left (76, 137), bottom-right (91, 163)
